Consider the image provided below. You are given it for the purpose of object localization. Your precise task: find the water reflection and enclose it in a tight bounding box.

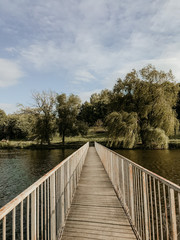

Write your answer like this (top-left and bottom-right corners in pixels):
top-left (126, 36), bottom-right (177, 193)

top-left (115, 149), bottom-right (180, 186)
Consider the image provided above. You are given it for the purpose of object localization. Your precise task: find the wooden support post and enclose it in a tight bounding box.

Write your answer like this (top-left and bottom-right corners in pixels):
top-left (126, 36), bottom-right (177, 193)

top-left (12, 208), bottom-right (16, 240)
top-left (121, 158), bottom-right (125, 206)
top-left (60, 165), bottom-right (65, 229)
top-left (36, 188), bottom-right (39, 240)
top-left (169, 188), bottom-right (177, 240)
top-left (3, 217), bottom-right (6, 240)
top-left (50, 174), bottom-right (56, 240)
top-left (142, 172), bottom-right (149, 240)
top-left (21, 201), bottom-right (23, 240)
top-left (67, 161), bottom-right (70, 210)
top-left (31, 190), bottom-right (36, 240)
top-left (110, 152), bottom-right (113, 182)
top-left (129, 164), bottom-right (135, 225)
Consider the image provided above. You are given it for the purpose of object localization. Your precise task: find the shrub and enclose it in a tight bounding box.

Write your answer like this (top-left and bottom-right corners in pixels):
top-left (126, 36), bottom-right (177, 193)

top-left (143, 127), bottom-right (169, 149)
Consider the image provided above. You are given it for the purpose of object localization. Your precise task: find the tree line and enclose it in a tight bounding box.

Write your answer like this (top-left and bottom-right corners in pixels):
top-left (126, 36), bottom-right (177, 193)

top-left (0, 64), bottom-right (180, 149)
top-left (0, 92), bottom-right (89, 145)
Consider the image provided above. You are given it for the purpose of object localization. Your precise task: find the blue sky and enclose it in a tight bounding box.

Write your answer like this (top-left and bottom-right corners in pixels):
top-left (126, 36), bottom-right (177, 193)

top-left (0, 0), bottom-right (180, 113)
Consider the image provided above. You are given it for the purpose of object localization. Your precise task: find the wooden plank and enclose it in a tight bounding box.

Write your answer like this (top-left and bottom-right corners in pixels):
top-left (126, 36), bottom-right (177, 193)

top-left (61, 147), bottom-right (137, 240)
top-left (62, 231), bottom-right (136, 240)
top-left (63, 227), bottom-right (136, 238)
top-left (64, 226), bottom-right (134, 237)
top-left (65, 220), bottom-right (134, 231)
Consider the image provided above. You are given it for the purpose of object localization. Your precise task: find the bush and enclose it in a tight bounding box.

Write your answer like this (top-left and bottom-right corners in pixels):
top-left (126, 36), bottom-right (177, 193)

top-left (143, 127), bottom-right (169, 149)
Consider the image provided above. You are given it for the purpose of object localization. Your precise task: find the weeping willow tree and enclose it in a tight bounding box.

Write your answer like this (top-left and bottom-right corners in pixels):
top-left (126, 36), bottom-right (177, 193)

top-left (105, 111), bottom-right (138, 148)
top-left (109, 65), bottom-right (179, 149)
top-left (143, 127), bottom-right (169, 149)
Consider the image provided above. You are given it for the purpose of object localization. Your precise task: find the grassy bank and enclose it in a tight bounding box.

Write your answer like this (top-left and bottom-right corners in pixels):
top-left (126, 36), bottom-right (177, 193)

top-left (1, 129), bottom-right (180, 150)
top-left (0, 127), bottom-right (108, 149)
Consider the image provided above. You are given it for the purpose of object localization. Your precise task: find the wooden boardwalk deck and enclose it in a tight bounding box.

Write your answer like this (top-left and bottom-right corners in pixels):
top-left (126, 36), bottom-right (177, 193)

top-left (61, 147), bottom-right (137, 240)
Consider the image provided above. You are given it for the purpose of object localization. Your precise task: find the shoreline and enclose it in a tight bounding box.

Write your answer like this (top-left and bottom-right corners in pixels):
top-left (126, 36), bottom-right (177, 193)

top-left (0, 140), bottom-right (180, 150)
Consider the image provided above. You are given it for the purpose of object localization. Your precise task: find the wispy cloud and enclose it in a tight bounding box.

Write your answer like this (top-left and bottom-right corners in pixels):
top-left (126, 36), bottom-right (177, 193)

top-left (0, 0), bottom-right (180, 106)
top-left (74, 70), bottom-right (96, 84)
top-left (0, 103), bottom-right (17, 114)
top-left (0, 59), bottom-right (24, 87)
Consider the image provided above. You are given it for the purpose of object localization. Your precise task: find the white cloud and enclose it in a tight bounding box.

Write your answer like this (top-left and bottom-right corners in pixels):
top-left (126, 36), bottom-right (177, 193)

top-left (0, 103), bottom-right (17, 114)
top-left (74, 70), bottom-right (95, 83)
top-left (19, 41), bottom-right (60, 70)
top-left (1, 0), bottom-right (180, 94)
top-left (0, 59), bottom-right (24, 87)
top-left (151, 0), bottom-right (180, 33)
top-left (78, 89), bottom-right (102, 103)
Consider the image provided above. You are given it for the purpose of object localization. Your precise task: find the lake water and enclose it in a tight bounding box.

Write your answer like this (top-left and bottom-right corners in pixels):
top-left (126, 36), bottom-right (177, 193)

top-left (0, 148), bottom-right (180, 209)
top-left (0, 149), bottom-right (75, 208)
top-left (115, 149), bottom-right (180, 186)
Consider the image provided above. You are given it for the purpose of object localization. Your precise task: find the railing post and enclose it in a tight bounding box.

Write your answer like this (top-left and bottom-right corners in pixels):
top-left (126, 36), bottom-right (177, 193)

top-left (110, 152), bottom-right (113, 182)
top-left (169, 188), bottom-right (177, 240)
top-left (50, 174), bottom-right (56, 240)
top-left (31, 190), bottom-right (36, 240)
top-left (60, 165), bottom-right (65, 228)
top-left (129, 164), bottom-right (135, 225)
top-left (142, 172), bottom-right (149, 240)
top-left (67, 161), bottom-right (70, 210)
top-left (121, 158), bottom-right (126, 206)
top-left (3, 217), bottom-right (6, 240)
top-left (114, 156), bottom-right (119, 192)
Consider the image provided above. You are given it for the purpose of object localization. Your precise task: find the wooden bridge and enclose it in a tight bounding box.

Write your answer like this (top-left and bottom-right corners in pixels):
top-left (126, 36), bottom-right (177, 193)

top-left (0, 142), bottom-right (180, 239)
top-left (61, 147), bottom-right (136, 240)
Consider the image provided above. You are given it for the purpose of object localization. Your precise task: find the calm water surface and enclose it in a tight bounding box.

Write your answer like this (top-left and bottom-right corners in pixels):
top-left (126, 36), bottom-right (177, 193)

top-left (0, 148), bottom-right (180, 209)
top-left (115, 149), bottom-right (180, 186)
top-left (0, 149), bottom-right (75, 208)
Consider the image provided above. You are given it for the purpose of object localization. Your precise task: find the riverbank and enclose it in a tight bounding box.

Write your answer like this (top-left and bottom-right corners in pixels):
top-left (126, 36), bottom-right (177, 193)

top-left (0, 128), bottom-right (107, 150)
top-left (0, 129), bottom-right (180, 150)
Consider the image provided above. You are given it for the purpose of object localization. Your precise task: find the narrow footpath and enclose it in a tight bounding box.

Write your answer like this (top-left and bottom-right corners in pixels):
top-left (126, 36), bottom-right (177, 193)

top-left (61, 147), bottom-right (137, 240)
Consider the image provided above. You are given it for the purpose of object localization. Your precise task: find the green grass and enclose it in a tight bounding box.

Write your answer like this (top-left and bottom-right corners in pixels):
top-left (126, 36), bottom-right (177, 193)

top-left (52, 127), bottom-right (108, 145)
top-left (2, 130), bottom-right (180, 150)
top-left (0, 127), bottom-right (108, 149)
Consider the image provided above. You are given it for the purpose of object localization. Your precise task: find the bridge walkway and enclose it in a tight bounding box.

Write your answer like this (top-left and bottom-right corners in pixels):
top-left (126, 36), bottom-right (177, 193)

top-left (61, 147), bottom-right (137, 240)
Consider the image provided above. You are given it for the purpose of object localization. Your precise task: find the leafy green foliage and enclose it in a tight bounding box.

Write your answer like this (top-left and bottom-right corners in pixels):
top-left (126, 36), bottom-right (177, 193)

top-left (56, 94), bottom-right (82, 144)
top-left (1, 64), bottom-right (179, 149)
top-left (20, 91), bottom-right (56, 144)
top-left (109, 65), bottom-right (179, 149)
top-left (143, 127), bottom-right (169, 149)
top-left (0, 109), bottom-right (7, 140)
top-left (78, 101), bottom-right (95, 126)
top-left (0, 113), bottom-right (33, 140)
top-left (105, 111), bottom-right (138, 148)
top-left (78, 89), bottom-right (111, 126)
top-left (175, 87), bottom-right (180, 121)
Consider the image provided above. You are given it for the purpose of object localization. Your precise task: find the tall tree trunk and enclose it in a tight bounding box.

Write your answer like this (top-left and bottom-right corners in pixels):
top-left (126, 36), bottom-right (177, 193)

top-left (62, 133), bottom-right (65, 145)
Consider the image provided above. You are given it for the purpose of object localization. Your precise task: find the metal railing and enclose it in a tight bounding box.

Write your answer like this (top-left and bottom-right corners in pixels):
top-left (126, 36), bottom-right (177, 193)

top-left (0, 142), bottom-right (89, 240)
top-left (95, 142), bottom-right (180, 240)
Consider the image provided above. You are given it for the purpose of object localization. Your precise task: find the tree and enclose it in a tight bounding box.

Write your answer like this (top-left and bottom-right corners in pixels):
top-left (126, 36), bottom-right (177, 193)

top-left (0, 109), bottom-right (7, 140)
top-left (56, 94), bottom-right (81, 144)
top-left (20, 91), bottom-right (56, 144)
top-left (111, 65), bottom-right (179, 148)
top-left (90, 89), bottom-right (112, 125)
top-left (175, 86), bottom-right (180, 121)
top-left (78, 89), bottom-right (112, 126)
top-left (78, 101), bottom-right (95, 126)
top-left (105, 111), bottom-right (138, 148)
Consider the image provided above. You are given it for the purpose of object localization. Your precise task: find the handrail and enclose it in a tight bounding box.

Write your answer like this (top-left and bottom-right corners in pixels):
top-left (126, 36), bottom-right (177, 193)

top-left (0, 142), bottom-right (89, 239)
top-left (95, 142), bottom-right (180, 240)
